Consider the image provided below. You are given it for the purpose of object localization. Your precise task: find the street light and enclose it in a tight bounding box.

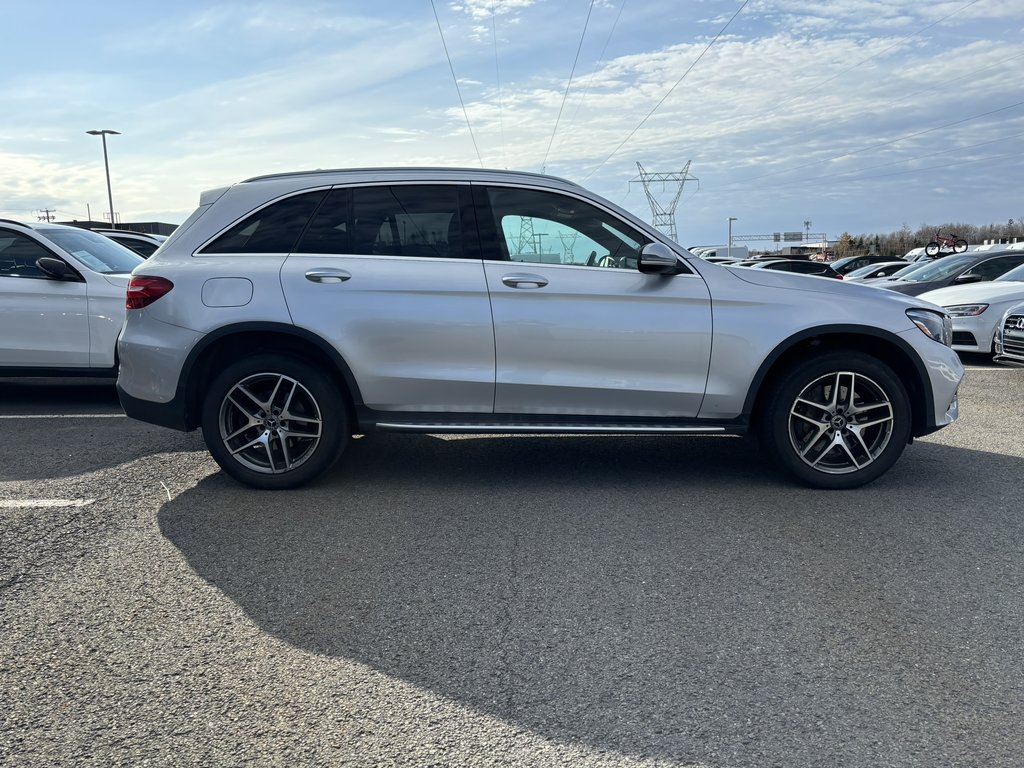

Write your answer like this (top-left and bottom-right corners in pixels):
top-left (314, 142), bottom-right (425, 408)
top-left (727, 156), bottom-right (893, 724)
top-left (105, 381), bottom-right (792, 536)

top-left (728, 217), bottom-right (738, 260)
top-left (86, 129), bottom-right (120, 227)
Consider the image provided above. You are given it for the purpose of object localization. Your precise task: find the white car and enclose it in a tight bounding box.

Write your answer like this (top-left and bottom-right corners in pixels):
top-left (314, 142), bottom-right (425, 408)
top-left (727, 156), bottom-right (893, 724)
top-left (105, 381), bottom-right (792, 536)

top-left (918, 262), bottom-right (1024, 354)
top-left (0, 220), bottom-right (144, 376)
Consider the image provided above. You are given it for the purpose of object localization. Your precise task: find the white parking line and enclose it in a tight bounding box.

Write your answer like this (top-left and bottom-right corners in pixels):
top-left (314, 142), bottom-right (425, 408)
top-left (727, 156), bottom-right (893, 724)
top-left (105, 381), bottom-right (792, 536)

top-left (0, 499), bottom-right (95, 508)
top-left (0, 413), bottom-right (126, 419)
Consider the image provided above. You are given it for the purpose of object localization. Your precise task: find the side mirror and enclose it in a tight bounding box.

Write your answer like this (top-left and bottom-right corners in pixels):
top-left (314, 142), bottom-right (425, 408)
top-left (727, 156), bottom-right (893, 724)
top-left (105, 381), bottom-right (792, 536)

top-left (36, 256), bottom-right (80, 281)
top-left (954, 273), bottom-right (983, 284)
top-left (638, 242), bottom-right (683, 275)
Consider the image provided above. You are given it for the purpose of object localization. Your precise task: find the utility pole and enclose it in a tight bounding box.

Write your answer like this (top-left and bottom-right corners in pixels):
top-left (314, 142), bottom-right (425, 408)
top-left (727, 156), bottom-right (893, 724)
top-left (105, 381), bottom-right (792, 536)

top-left (36, 208), bottom-right (56, 222)
top-left (631, 161), bottom-right (698, 243)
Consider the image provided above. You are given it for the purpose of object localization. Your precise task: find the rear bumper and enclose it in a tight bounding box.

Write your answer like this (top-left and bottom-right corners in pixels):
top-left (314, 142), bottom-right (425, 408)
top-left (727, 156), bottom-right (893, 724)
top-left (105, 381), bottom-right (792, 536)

top-left (117, 383), bottom-right (192, 432)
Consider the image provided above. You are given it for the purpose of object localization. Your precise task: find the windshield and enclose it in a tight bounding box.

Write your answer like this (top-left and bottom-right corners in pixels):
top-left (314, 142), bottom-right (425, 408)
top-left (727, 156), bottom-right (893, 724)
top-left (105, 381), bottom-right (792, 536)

top-left (35, 227), bottom-right (144, 274)
top-left (996, 263), bottom-right (1024, 282)
top-left (895, 254), bottom-right (974, 282)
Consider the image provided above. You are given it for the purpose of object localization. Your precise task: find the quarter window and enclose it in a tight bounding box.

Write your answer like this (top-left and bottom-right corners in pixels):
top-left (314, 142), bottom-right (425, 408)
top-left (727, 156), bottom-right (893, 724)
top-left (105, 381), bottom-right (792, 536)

top-left (202, 191), bottom-right (327, 254)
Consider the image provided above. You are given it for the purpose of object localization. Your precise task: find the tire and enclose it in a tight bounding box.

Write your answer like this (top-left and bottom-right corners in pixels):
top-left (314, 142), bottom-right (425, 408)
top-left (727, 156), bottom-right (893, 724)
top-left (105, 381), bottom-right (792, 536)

top-left (200, 354), bottom-right (349, 489)
top-left (953, 238), bottom-right (968, 253)
top-left (925, 242), bottom-right (940, 256)
top-left (758, 352), bottom-right (911, 489)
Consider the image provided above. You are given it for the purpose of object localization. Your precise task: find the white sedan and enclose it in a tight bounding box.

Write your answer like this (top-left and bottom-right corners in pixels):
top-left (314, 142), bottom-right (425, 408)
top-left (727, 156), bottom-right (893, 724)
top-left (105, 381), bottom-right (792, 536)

top-left (0, 221), bottom-right (143, 376)
top-left (919, 262), bottom-right (1024, 354)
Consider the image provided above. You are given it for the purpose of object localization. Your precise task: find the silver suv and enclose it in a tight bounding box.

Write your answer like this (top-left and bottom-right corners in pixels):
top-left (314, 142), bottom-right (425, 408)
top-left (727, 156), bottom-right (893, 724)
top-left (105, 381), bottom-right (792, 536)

top-left (117, 168), bottom-right (963, 490)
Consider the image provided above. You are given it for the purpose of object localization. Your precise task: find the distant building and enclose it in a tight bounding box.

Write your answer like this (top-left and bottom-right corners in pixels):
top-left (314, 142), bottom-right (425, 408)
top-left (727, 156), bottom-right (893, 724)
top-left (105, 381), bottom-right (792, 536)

top-left (58, 219), bottom-right (178, 236)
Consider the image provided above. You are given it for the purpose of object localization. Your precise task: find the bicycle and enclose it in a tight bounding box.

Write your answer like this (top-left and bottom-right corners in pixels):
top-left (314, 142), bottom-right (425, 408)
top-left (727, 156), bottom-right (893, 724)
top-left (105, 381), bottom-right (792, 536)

top-left (924, 230), bottom-right (968, 256)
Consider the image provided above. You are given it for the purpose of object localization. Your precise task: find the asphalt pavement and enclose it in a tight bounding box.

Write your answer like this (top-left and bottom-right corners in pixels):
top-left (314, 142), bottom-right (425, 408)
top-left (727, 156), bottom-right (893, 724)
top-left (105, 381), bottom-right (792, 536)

top-left (1, 365), bottom-right (1022, 767)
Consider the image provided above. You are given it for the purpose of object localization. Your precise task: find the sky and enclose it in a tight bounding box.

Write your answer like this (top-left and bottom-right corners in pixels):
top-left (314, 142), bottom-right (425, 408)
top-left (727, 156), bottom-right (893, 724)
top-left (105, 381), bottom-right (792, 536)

top-left (2, 0), bottom-right (1023, 248)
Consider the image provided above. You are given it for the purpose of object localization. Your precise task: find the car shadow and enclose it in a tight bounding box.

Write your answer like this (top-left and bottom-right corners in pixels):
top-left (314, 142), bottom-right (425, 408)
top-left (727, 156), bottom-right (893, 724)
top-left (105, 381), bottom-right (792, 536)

top-left (157, 434), bottom-right (1024, 764)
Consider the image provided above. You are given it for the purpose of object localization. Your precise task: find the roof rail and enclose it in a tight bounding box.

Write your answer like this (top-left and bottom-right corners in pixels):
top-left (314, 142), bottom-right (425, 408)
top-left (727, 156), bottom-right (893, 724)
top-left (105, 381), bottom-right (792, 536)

top-left (0, 218), bottom-right (31, 228)
top-left (241, 166), bottom-right (579, 187)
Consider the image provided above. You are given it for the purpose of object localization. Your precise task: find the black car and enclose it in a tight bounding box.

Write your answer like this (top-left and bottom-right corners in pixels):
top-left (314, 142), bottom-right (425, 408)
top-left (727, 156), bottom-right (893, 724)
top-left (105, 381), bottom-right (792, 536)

top-left (874, 249), bottom-right (1024, 296)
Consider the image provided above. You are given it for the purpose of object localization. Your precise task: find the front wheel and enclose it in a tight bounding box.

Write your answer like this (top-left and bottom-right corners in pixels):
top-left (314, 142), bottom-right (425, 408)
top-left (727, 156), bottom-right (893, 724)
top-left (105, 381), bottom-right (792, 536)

top-left (925, 241), bottom-right (940, 256)
top-left (758, 352), bottom-right (911, 489)
top-left (953, 238), bottom-right (968, 253)
top-left (201, 354), bottom-right (349, 489)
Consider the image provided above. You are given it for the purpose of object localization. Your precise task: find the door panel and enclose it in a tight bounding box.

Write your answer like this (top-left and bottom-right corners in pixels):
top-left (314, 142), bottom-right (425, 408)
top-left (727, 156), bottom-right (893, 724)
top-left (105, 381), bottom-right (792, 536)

top-left (0, 276), bottom-right (91, 367)
top-left (484, 263), bottom-right (712, 416)
top-left (282, 255), bottom-right (495, 412)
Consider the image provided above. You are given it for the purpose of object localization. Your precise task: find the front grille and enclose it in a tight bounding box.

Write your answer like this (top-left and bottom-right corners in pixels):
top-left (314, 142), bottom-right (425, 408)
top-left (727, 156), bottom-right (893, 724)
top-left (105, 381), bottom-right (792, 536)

top-left (1001, 314), bottom-right (1024, 355)
top-left (952, 331), bottom-right (977, 347)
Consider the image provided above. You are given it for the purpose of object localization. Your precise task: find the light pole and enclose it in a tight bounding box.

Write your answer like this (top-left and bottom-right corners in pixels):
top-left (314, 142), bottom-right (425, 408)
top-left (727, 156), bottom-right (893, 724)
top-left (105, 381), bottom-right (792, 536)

top-left (728, 217), bottom-right (737, 259)
top-left (86, 129), bottom-right (120, 227)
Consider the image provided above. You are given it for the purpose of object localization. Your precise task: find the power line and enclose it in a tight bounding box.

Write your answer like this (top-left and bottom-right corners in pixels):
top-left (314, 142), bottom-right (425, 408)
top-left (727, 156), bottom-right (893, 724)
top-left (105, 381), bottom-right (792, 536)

top-left (564, 0), bottom-right (627, 136)
top-left (430, 0), bottom-right (485, 168)
top-left (490, 0), bottom-right (507, 169)
top-left (541, 0), bottom-right (596, 172)
top-left (583, 0), bottom-right (750, 181)
top-left (715, 98), bottom-right (1024, 190)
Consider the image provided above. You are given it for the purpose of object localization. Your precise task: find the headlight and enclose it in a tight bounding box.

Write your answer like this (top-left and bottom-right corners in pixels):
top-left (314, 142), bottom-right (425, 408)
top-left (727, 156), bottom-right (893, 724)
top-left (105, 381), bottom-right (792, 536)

top-left (944, 304), bottom-right (989, 317)
top-left (907, 308), bottom-right (953, 346)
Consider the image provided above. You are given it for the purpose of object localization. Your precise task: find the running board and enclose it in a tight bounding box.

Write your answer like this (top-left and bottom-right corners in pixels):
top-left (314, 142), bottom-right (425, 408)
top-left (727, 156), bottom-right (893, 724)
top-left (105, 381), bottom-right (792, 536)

top-left (374, 422), bottom-right (732, 435)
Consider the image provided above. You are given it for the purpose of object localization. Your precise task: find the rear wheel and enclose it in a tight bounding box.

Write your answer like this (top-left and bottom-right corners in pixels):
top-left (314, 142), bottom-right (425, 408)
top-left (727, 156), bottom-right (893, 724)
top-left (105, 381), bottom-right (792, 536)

top-left (925, 241), bottom-right (940, 256)
top-left (758, 352), bottom-right (911, 489)
top-left (953, 238), bottom-right (968, 253)
top-left (201, 354), bottom-right (349, 489)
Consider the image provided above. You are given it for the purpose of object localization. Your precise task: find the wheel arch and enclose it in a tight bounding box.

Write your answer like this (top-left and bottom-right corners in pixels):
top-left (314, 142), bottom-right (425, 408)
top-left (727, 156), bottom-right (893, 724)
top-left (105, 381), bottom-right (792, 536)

top-left (177, 322), bottom-right (363, 431)
top-left (744, 325), bottom-right (935, 438)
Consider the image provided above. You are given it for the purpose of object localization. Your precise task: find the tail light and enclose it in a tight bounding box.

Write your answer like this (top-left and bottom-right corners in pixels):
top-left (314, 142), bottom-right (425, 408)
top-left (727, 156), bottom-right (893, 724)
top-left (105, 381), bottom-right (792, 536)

top-left (126, 276), bottom-right (174, 309)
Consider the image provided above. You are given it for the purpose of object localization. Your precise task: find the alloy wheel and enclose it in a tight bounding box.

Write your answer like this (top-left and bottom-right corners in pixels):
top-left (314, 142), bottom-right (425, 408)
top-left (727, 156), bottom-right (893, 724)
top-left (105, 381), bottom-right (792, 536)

top-left (218, 372), bottom-right (323, 475)
top-left (787, 370), bottom-right (894, 475)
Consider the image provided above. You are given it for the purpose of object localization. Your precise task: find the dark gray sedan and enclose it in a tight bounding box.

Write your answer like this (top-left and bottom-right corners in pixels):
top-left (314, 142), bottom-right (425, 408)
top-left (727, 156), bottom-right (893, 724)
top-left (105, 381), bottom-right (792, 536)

top-left (873, 249), bottom-right (1024, 296)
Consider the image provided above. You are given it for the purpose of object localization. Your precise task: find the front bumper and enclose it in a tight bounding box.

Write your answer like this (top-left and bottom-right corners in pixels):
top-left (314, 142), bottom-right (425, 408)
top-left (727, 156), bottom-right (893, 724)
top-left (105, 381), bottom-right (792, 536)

top-left (950, 314), bottom-right (997, 354)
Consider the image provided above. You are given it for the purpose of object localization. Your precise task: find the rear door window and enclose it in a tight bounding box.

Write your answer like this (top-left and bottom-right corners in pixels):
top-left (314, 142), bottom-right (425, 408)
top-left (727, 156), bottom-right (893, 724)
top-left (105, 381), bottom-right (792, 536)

top-left (295, 185), bottom-right (470, 259)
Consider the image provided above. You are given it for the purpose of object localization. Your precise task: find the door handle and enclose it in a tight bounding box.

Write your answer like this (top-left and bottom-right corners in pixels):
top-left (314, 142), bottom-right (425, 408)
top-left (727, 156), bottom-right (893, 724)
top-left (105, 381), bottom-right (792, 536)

top-left (305, 268), bottom-right (352, 284)
top-left (501, 273), bottom-right (549, 289)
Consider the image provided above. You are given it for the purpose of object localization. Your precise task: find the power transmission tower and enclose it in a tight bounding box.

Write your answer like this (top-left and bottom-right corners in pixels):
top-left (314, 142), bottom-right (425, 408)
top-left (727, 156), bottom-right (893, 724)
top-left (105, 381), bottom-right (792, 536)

top-left (516, 217), bottom-right (536, 255)
top-left (631, 161), bottom-right (698, 242)
top-left (558, 232), bottom-right (578, 263)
